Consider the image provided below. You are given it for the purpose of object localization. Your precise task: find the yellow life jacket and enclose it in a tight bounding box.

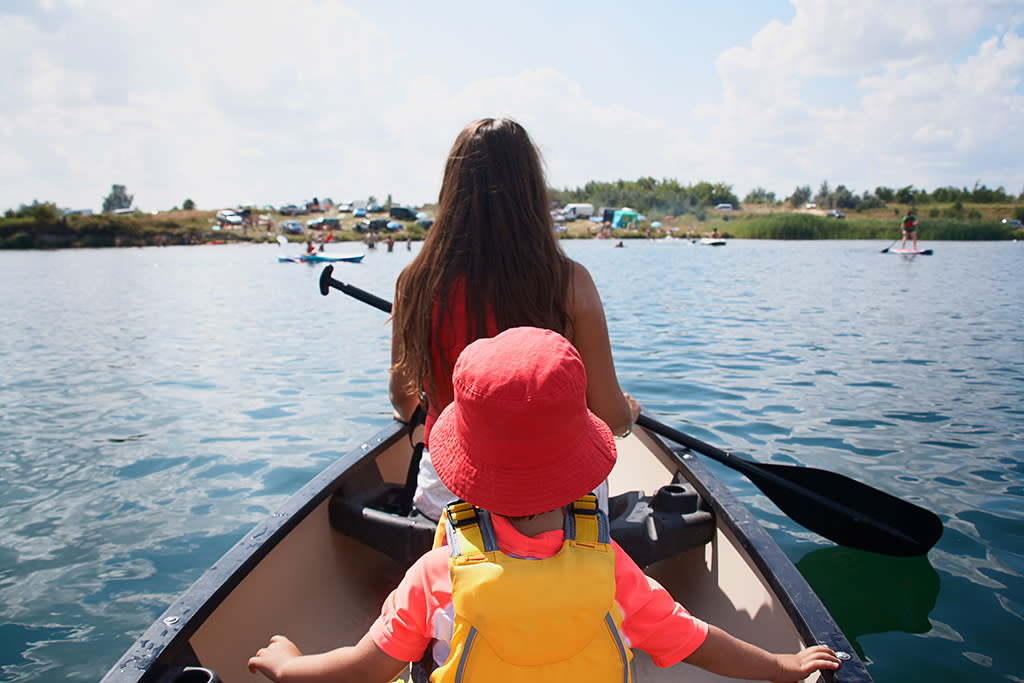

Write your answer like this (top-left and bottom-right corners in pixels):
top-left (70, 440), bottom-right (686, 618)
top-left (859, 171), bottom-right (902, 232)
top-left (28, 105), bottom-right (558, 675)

top-left (431, 495), bottom-right (632, 683)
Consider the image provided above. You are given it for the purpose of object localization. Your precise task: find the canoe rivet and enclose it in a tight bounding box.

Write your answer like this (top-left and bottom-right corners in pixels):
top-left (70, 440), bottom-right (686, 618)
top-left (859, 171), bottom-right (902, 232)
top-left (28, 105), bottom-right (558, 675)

top-left (835, 651), bottom-right (851, 661)
top-left (163, 616), bottom-right (180, 626)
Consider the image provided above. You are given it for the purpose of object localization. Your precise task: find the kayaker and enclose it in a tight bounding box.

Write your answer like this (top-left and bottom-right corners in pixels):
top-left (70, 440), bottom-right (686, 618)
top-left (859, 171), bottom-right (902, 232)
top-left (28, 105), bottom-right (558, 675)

top-left (247, 327), bottom-right (842, 682)
top-left (901, 209), bottom-right (918, 250)
top-left (387, 118), bottom-right (640, 521)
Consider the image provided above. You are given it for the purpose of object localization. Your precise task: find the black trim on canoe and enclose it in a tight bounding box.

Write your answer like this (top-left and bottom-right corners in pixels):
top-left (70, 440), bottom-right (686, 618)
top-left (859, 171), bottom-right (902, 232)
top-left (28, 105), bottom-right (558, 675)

top-left (650, 436), bottom-right (872, 683)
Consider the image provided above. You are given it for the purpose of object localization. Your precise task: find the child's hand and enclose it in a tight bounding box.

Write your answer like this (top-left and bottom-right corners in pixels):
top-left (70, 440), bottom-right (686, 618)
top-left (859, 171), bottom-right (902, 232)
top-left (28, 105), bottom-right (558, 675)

top-left (771, 644), bottom-right (840, 682)
top-left (248, 635), bottom-right (302, 680)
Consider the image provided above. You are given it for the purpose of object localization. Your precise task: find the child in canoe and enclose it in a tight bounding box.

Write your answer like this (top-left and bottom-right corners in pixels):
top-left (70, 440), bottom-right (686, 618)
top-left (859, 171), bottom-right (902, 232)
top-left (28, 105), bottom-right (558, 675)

top-left (248, 327), bottom-right (841, 682)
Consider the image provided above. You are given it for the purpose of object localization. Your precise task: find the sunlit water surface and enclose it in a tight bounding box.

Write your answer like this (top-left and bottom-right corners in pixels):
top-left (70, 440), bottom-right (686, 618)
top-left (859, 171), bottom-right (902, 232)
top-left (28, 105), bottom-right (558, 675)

top-left (0, 239), bottom-right (1021, 681)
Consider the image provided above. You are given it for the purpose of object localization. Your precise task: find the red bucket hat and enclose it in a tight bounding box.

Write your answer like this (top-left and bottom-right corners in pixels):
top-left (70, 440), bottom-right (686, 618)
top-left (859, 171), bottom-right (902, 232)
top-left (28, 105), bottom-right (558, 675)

top-left (429, 327), bottom-right (616, 517)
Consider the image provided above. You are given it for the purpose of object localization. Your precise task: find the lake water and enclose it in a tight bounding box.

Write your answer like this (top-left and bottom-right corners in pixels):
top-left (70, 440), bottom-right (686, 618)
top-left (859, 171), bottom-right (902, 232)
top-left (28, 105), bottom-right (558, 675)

top-left (1, 238), bottom-right (1021, 682)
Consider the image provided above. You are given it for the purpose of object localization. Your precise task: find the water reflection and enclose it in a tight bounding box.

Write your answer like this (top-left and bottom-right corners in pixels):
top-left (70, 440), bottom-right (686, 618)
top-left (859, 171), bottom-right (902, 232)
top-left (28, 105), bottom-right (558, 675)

top-left (797, 547), bottom-right (940, 658)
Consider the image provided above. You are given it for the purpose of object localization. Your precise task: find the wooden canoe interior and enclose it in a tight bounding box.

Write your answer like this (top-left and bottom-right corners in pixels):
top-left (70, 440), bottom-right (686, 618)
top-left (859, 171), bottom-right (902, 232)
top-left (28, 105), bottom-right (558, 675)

top-left (186, 429), bottom-right (822, 683)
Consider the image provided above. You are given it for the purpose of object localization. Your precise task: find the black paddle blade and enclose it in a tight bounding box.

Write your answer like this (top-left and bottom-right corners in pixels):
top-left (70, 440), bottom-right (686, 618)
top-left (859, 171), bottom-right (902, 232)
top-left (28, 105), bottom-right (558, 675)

top-left (744, 462), bottom-right (943, 557)
top-left (318, 265), bottom-right (335, 295)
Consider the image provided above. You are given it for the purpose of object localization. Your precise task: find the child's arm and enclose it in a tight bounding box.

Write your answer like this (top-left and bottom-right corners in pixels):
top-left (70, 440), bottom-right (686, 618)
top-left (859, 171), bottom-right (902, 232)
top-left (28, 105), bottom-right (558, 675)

top-left (248, 632), bottom-right (408, 683)
top-left (683, 625), bottom-right (840, 682)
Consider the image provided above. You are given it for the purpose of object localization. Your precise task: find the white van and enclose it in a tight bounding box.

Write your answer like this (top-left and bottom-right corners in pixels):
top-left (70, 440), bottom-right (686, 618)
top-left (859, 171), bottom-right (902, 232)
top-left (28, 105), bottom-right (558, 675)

top-left (714, 203), bottom-right (733, 212)
top-left (562, 203), bottom-right (594, 219)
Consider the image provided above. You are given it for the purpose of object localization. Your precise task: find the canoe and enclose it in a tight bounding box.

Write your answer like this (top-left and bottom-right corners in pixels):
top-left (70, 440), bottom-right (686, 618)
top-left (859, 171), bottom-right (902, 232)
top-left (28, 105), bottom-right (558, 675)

top-left (699, 238), bottom-right (726, 246)
top-left (103, 418), bottom-right (871, 682)
top-left (278, 253), bottom-right (365, 263)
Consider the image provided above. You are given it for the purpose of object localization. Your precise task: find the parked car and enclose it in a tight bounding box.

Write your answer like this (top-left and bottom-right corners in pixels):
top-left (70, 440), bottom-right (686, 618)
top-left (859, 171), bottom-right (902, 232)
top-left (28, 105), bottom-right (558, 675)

top-left (367, 203), bottom-right (385, 213)
top-left (415, 217), bottom-right (434, 230)
top-left (714, 203), bottom-right (733, 212)
top-left (216, 209), bottom-right (243, 225)
top-left (281, 220), bottom-right (304, 234)
top-left (1002, 217), bottom-right (1023, 228)
top-left (337, 202), bottom-right (353, 213)
top-left (805, 202), bottom-right (817, 209)
top-left (307, 217), bottom-right (340, 230)
top-left (353, 218), bottom-right (390, 233)
top-left (353, 207), bottom-right (367, 218)
top-left (389, 206), bottom-right (417, 221)
top-left (826, 210), bottom-right (845, 219)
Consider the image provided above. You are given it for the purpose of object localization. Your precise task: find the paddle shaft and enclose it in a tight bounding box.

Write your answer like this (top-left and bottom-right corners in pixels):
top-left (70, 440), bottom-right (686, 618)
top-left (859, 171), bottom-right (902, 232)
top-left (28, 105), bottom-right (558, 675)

top-left (318, 265), bottom-right (392, 313)
top-left (318, 267), bottom-right (942, 556)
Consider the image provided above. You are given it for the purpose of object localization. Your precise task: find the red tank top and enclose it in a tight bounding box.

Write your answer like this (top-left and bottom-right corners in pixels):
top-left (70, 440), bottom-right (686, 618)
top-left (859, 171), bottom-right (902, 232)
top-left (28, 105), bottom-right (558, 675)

top-left (424, 280), bottom-right (497, 445)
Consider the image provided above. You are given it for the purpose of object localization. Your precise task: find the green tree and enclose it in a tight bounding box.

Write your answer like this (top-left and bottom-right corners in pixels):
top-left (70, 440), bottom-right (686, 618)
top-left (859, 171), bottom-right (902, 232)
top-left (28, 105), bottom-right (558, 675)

top-left (744, 187), bottom-right (776, 204)
top-left (182, 198), bottom-right (196, 210)
top-left (833, 185), bottom-right (856, 209)
top-left (814, 180), bottom-right (832, 208)
top-left (875, 186), bottom-right (895, 202)
top-left (894, 185), bottom-right (917, 204)
top-left (859, 190), bottom-right (885, 209)
top-left (102, 184), bottom-right (133, 213)
top-left (788, 185), bottom-right (811, 208)
top-left (9, 200), bottom-right (60, 223)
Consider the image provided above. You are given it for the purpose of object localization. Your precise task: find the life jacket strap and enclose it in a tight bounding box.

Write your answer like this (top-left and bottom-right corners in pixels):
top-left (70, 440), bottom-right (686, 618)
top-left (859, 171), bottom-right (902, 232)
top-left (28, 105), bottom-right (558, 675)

top-left (441, 494), bottom-right (610, 557)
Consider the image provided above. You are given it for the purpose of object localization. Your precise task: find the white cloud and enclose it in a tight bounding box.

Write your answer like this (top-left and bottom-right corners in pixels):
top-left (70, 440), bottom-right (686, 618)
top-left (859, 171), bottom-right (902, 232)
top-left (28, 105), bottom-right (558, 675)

top-left (702, 0), bottom-right (1024, 196)
top-left (1, 0), bottom-right (1022, 212)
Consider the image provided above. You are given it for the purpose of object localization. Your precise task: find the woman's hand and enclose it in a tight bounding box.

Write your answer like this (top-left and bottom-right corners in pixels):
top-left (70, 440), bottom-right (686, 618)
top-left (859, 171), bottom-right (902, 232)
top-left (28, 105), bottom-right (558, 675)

top-left (623, 392), bottom-right (641, 428)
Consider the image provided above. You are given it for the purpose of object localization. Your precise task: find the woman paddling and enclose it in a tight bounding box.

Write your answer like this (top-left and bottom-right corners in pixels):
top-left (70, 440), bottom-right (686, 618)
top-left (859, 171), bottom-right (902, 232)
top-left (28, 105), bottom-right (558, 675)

top-left (388, 118), bottom-right (640, 520)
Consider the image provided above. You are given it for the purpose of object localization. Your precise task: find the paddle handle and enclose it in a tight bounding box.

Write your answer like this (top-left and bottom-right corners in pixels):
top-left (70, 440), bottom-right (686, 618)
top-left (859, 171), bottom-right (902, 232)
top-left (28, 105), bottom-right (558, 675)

top-left (318, 265), bottom-right (392, 313)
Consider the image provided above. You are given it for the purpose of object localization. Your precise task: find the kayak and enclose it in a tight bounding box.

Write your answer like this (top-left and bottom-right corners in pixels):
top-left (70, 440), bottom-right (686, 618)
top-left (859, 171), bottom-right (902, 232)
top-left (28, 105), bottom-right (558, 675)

top-left (278, 253), bottom-right (365, 263)
top-left (699, 238), bottom-right (726, 246)
top-left (103, 418), bottom-right (871, 682)
top-left (889, 248), bottom-right (933, 256)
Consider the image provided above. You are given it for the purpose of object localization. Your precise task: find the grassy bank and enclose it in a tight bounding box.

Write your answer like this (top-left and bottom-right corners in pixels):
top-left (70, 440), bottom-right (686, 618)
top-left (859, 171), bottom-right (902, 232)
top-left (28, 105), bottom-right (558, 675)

top-left (0, 209), bottom-right (429, 249)
top-left (716, 213), bottom-right (1015, 241)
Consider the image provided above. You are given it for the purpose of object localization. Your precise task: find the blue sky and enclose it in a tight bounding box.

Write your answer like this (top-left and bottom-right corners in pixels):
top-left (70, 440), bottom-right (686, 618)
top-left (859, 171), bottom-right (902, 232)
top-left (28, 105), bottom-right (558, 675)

top-left (1, 0), bottom-right (1022, 213)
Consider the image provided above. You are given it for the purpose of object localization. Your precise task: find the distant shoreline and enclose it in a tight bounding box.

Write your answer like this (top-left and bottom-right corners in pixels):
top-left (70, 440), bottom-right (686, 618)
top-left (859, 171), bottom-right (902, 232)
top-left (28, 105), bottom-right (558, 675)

top-left (1, 205), bottom-right (1020, 249)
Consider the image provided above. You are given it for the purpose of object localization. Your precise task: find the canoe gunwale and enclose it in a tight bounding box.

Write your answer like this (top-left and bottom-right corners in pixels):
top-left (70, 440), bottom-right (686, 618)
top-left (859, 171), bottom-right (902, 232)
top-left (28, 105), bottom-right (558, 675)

top-left (645, 432), bottom-right (871, 683)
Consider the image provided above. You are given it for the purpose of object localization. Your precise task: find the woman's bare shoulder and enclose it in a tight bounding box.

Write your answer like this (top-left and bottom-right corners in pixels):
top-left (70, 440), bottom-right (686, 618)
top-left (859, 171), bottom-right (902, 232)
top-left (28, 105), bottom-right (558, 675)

top-left (569, 259), bottom-right (601, 307)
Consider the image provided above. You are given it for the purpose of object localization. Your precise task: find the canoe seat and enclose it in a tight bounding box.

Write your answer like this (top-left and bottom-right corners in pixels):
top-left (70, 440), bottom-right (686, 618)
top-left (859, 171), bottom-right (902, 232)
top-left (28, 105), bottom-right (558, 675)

top-left (329, 476), bottom-right (714, 569)
top-left (607, 480), bottom-right (715, 569)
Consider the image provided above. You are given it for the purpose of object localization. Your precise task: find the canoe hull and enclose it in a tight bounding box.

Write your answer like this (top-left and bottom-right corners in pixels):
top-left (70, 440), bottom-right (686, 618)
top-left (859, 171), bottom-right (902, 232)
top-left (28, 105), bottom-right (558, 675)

top-left (103, 420), bottom-right (871, 683)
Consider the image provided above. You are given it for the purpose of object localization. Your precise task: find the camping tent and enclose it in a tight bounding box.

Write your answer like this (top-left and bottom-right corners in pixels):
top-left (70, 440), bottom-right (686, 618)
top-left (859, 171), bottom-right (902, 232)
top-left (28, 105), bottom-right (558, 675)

top-left (612, 209), bottom-right (639, 229)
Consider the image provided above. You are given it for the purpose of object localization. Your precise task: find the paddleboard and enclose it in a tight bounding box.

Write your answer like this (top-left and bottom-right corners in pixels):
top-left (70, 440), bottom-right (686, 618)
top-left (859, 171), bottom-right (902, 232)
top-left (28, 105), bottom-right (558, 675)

top-left (699, 238), bottom-right (726, 246)
top-left (890, 248), bottom-right (933, 255)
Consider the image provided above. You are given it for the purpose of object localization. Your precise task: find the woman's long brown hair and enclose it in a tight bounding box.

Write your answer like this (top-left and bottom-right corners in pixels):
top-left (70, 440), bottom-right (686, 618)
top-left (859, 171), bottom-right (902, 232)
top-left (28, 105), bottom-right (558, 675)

top-left (391, 118), bottom-right (573, 408)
